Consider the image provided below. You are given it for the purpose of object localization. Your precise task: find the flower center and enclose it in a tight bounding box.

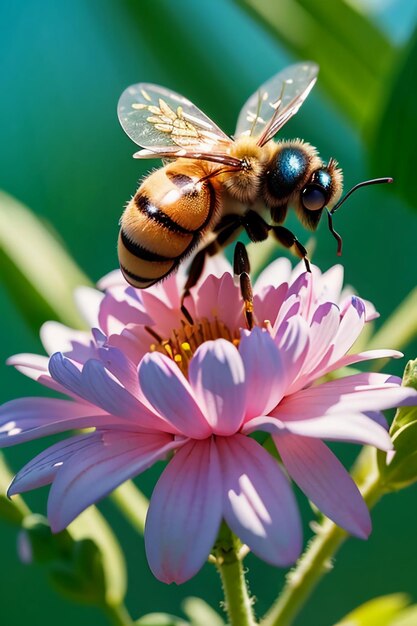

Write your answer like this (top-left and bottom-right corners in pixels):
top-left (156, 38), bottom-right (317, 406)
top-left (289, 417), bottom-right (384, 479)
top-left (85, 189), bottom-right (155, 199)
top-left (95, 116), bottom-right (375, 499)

top-left (146, 317), bottom-right (240, 375)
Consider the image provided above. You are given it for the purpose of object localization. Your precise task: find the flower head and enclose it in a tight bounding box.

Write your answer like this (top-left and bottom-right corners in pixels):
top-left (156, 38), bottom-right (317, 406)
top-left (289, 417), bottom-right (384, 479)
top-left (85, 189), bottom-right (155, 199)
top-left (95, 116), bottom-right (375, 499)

top-left (2, 257), bottom-right (415, 583)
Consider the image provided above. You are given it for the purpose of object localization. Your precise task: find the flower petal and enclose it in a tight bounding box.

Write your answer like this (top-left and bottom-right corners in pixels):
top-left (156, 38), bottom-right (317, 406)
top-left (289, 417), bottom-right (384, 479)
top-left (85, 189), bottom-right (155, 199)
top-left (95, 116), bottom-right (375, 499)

top-left (139, 352), bottom-right (212, 438)
top-left (145, 439), bottom-right (222, 583)
top-left (49, 354), bottom-right (166, 431)
top-left (48, 431), bottom-right (176, 532)
top-left (40, 322), bottom-right (92, 357)
top-left (253, 283), bottom-right (289, 329)
top-left (0, 398), bottom-right (112, 446)
top-left (194, 273), bottom-right (243, 330)
top-left (276, 316), bottom-right (310, 387)
top-left (274, 434), bottom-right (371, 538)
top-left (189, 339), bottom-right (246, 435)
top-left (254, 257), bottom-right (292, 291)
top-left (8, 433), bottom-right (101, 494)
top-left (7, 353), bottom-right (73, 395)
top-left (276, 373), bottom-right (417, 418)
top-left (325, 296), bottom-right (366, 362)
top-left (278, 413), bottom-right (392, 449)
top-left (314, 349), bottom-right (403, 378)
top-left (74, 286), bottom-right (104, 328)
top-left (218, 435), bottom-right (302, 567)
top-left (98, 291), bottom-right (152, 335)
top-left (239, 328), bottom-right (285, 419)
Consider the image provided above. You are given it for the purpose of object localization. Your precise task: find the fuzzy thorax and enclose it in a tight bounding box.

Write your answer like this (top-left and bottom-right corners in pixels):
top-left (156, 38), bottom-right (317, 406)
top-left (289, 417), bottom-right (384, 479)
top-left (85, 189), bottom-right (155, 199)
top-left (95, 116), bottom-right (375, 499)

top-left (221, 136), bottom-right (274, 204)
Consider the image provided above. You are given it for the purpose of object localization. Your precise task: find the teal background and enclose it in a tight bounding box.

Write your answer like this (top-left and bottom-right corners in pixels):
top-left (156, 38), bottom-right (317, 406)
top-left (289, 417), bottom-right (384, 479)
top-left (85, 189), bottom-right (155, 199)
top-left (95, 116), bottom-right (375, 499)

top-left (1, 1), bottom-right (417, 624)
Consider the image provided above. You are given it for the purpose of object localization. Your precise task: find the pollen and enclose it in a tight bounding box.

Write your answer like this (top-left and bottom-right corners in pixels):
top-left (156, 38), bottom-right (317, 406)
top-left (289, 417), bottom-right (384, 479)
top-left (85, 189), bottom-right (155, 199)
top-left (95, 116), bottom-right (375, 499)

top-left (146, 317), bottom-right (240, 375)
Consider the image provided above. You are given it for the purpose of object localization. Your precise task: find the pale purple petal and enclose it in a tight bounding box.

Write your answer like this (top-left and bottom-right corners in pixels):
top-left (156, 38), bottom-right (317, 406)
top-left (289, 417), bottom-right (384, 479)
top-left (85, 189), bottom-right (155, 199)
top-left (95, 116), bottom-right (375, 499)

top-left (277, 413), bottom-right (392, 449)
top-left (242, 413), bottom-right (391, 449)
top-left (274, 434), bottom-right (371, 538)
top-left (239, 328), bottom-right (285, 419)
top-left (8, 432), bottom-right (102, 494)
top-left (139, 290), bottom-right (182, 336)
top-left (218, 434), bottom-right (302, 567)
top-left (49, 354), bottom-right (167, 431)
top-left (272, 294), bottom-right (301, 338)
top-left (276, 373), bottom-right (417, 418)
top-left (145, 439), bottom-right (222, 583)
top-left (139, 352), bottom-right (212, 438)
top-left (305, 303), bottom-right (340, 371)
top-left (287, 271), bottom-right (315, 319)
top-left (7, 353), bottom-right (74, 396)
top-left (321, 297), bottom-right (366, 367)
top-left (74, 286), bottom-right (104, 328)
top-left (97, 345), bottom-right (140, 395)
top-left (98, 292), bottom-right (152, 335)
top-left (276, 316), bottom-right (310, 388)
top-left (48, 431), bottom-right (176, 532)
top-left (253, 283), bottom-right (288, 329)
top-left (0, 398), bottom-right (114, 446)
top-left (189, 339), bottom-right (246, 435)
top-left (317, 265), bottom-right (344, 304)
top-left (313, 349), bottom-right (403, 380)
top-left (254, 257), bottom-right (292, 291)
top-left (194, 273), bottom-right (243, 330)
top-left (40, 322), bottom-right (91, 357)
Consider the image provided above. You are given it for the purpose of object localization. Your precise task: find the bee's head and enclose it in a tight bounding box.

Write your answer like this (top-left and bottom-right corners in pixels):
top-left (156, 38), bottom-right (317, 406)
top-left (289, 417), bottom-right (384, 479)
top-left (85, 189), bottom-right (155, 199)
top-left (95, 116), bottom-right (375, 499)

top-left (297, 158), bottom-right (343, 230)
top-left (263, 140), bottom-right (343, 229)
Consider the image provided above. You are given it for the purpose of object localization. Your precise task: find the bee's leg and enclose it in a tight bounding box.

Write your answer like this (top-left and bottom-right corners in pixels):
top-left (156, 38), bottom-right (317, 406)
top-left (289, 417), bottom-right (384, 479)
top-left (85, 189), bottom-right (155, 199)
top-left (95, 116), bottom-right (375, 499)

top-left (233, 242), bottom-right (254, 330)
top-left (271, 225), bottom-right (311, 272)
top-left (241, 210), bottom-right (270, 243)
top-left (180, 216), bottom-right (242, 323)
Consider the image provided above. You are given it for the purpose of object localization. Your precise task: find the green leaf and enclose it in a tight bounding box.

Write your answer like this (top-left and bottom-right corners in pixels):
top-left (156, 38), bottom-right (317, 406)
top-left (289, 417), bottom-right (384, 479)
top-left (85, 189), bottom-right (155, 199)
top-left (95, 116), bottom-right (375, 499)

top-left (68, 506), bottom-right (127, 608)
top-left (49, 539), bottom-right (106, 605)
top-left (377, 358), bottom-right (417, 489)
top-left (182, 597), bottom-right (225, 626)
top-left (234, 0), bottom-right (394, 127)
top-left (390, 359), bottom-right (417, 438)
top-left (369, 27), bottom-right (417, 207)
top-left (333, 593), bottom-right (409, 626)
top-left (381, 420), bottom-right (417, 490)
top-left (0, 190), bottom-right (91, 332)
top-left (135, 614), bottom-right (189, 626)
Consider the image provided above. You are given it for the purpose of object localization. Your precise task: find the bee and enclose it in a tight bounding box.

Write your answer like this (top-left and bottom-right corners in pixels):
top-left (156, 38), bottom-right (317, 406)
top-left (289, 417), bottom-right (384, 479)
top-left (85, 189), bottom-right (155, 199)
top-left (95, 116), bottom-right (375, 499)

top-left (117, 61), bottom-right (391, 299)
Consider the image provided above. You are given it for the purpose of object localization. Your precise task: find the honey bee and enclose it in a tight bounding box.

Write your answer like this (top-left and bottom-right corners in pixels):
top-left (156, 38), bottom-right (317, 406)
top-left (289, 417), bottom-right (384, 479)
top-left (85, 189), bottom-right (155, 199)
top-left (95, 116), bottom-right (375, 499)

top-left (117, 62), bottom-right (391, 297)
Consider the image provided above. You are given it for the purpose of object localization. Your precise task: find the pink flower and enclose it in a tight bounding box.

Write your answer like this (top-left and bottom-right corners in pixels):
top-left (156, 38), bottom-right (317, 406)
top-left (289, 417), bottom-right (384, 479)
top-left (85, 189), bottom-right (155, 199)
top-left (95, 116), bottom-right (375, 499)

top-left (1, 258), bottom-right (415, 583)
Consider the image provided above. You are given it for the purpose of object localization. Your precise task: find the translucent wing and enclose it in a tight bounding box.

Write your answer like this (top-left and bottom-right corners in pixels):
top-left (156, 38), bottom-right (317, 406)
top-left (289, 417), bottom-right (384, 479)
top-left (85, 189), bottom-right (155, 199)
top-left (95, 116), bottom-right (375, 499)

top-left (235, 62), bottom-right (319, 146)
top-left (118, 83), bottom-right (232, 154)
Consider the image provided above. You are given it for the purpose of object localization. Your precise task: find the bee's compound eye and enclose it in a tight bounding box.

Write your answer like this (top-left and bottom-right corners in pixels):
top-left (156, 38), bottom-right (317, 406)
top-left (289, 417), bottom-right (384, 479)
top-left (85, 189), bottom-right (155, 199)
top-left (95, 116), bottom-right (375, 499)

top-left (301, 185), bottom-right (327, 211)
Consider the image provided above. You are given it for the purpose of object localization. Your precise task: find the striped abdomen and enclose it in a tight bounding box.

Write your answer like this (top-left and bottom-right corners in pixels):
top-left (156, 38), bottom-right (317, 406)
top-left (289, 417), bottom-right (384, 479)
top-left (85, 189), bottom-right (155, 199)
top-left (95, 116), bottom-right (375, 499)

top-left (118, 161), bottom-right (220, 288)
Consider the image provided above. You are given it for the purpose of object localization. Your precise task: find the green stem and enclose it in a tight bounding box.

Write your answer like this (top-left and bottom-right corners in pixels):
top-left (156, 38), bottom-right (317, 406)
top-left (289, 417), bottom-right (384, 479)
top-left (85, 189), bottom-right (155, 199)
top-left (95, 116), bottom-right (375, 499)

top-left (215, 527), bottom-right (257, 626)
top-left (261, 475), bottom-right (384, 626)
top-left (110, 480), bottom-right (149, 535)
top-left (103, 603), bottom-right (135, 626)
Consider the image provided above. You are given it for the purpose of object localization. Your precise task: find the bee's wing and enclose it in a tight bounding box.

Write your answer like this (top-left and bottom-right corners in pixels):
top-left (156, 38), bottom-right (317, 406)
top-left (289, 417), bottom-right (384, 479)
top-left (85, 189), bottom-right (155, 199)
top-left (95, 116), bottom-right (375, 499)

top-left (118, 83), bottom-right (233, 154)
top-left (132, 147), bottom-right (244, 168)
top-left (235, 62), bottom-right (319, 147)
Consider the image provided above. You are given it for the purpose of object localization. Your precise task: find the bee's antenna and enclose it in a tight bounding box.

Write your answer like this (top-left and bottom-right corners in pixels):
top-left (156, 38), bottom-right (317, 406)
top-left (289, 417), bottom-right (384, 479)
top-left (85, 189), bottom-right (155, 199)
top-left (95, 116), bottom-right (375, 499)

top-left (330, 177), bottom-right (393, 215)
top-left (327, 177), bottom-right (393, 256)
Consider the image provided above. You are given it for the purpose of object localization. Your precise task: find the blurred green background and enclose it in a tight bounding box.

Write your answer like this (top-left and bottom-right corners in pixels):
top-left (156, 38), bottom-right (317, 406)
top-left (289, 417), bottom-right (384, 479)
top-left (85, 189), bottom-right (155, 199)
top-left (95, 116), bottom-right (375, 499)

top-left (1, 1), bottom-right (417, 625)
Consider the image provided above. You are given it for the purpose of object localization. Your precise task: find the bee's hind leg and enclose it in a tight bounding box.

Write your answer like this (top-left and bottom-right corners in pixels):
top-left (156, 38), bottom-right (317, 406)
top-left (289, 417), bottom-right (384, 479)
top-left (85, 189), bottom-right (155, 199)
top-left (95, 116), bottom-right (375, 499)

top-left (233, 241), bottom-right (255, 330)
top-left (180, 216), bottom-right (243, 323)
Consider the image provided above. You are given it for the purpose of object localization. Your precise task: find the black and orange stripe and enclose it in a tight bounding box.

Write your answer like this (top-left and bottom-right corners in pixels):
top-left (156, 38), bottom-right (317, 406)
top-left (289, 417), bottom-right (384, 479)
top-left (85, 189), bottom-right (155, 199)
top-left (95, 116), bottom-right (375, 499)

top-left (118, 161), bottom-right (220, 289)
